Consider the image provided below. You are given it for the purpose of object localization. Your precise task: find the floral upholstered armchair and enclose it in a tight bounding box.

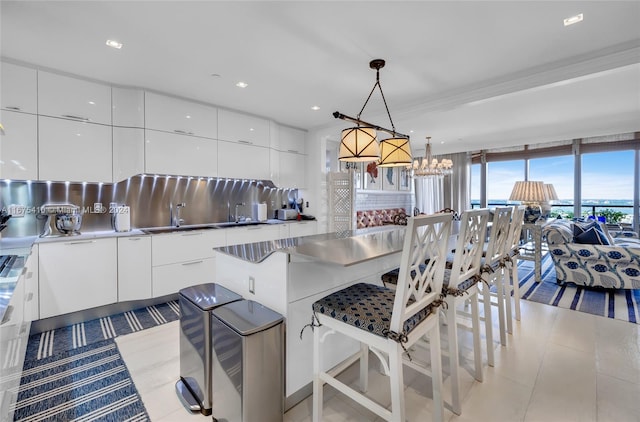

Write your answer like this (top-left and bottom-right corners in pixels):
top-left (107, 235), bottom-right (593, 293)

top-left (542, 219), bottom-right (640, 289)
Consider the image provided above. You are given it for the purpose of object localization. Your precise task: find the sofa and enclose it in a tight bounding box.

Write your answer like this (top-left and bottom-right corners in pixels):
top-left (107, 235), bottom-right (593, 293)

top-left (542, 219), bottom-right (640, 289)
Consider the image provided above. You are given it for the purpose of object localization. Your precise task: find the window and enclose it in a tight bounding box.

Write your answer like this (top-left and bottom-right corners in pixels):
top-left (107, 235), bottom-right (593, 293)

top-left (470, 163), bottom-right (481, 208)
top-left (487, 160), bottom-right (524, 206)
top-left (529, 155), bottom-right (574, 217)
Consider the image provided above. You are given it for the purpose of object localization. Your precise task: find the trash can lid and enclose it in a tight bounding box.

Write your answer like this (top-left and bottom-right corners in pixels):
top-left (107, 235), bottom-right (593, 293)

top-left (212, 300), bottom-right (284, 336)
top-left (179, 283), bottom-right (242, 311)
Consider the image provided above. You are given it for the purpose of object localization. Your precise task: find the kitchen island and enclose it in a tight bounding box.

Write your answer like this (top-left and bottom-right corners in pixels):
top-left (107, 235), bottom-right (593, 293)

top-left (214, 227), bottom-right (406, 408)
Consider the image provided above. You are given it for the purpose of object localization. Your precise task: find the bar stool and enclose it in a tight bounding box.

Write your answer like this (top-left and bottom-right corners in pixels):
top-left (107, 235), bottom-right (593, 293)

top-left (311, 213), bottom-right (453, 422)
top-left (441, 208), bottom-right (490, 415)
top-left (478, 206), bottom-right (513, 366)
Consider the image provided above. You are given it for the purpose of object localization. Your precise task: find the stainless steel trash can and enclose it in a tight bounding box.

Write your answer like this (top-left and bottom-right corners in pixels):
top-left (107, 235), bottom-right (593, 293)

top-left (211, 299), bottom-right (284, 422)
top-left (176, 283), bottom-right (242, 416)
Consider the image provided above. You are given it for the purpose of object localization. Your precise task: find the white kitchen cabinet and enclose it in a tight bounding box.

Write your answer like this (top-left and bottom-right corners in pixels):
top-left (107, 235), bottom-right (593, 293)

top-left (38, 71), bottom-right (112, 125)
top-left (38, 116), bottom-right (112, 182)
top-left (145, 129), bottom-right (218, 177)
top-left (1, 62), bottom-right (37, 114)
top-left (0, 110), bottom-right (38, 180)
top-left (113, 127), bottom-right (144, 182)
top-left (145, 91), bottom-right (217, 139)
top-left (277, 125), bottom-right (306, 154)
top-left (23, 245), bottom-right (39, 322)
top-left (218, 109), bottom-right (270, 147)
top-left (289, 221), bottom-right (317, 237)
top-left (117, 236), bottom-right (152, 302)
top-left (152, 258), bottom-right (216, 297)
top-left (112, 87), bottom-right (144, 128)
top-left (225, 224), bottom-right (285, 246)
top-left (217, 140), bottom-right (270, 180)
top-left (39, 238), bottom-right (118, 319)
top-left (269, 148), bottom-right (280, 185)
top-left (152, 229), bottom-right (225, 266)
top-left (279, 150), bottom-right (306, 188)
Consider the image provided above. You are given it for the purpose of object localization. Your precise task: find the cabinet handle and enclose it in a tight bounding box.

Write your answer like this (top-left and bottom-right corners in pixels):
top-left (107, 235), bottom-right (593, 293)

top-left (128, 237), bottom-right (142, 241)
top-left (182, 260), bottom-right (203, 266)
top-left (287, 149), bottom-right (299, 153)
top-left (1, 306), bottom-right (13, 325)
top-left (247, 226), bottom-right (263, 231)
top-left (61, 114), bottom-right (90, 122)
top-left (181, 232), bottom-right (203, 237)
top-left (6, 106), bottom-right (21, 111)
top-left (26, 293), bottom-right (34, 302)
top-left (65, 240), bottom-right (96, 245)
top-left (174, 129), bottom-right (195, 136)
top-left (238, 140), bottom-right (254, 145)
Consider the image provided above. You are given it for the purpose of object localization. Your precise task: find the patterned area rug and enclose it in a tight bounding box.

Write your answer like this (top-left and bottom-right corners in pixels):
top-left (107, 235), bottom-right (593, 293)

top-left (12, 300), bottom-right (181, 421)
top-left (518, 253), bottom-right (640, 324)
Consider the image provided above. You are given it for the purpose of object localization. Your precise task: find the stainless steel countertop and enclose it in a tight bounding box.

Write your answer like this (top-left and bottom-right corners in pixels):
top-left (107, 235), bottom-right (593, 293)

top-left (215, 227), bottom-right (406, 266)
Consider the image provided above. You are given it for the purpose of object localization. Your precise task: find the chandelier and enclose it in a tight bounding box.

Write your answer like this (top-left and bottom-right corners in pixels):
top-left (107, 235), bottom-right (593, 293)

top-left (410, 137), bottom-right (453, 178)
top-left (334, 59), bottom-right (412, 167)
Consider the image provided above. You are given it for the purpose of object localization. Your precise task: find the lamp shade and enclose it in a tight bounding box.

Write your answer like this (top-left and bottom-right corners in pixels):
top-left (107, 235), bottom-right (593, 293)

top-left (338, 126), bottom-right (380, 162)
top-left (509, 181), bottom-right (547, 203)
top-left (377, 137), bottom-right (412, 167)
top-left (543, 183), bottom-right (559, 201)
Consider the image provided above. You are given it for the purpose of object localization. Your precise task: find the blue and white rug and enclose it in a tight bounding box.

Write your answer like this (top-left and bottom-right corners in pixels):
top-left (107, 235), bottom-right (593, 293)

top-left (13, 339), bottom-right (148, 422)
top-left (26, 300), bottom-right (180, 360)
top-left (518, 253), bottom-right (640, 324)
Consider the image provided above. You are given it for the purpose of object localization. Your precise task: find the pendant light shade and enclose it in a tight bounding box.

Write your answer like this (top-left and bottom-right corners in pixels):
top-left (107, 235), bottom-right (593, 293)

top-left (338, 126), bottom-right (380, 162)
top-left (378, 137), bottom-right (412, 167)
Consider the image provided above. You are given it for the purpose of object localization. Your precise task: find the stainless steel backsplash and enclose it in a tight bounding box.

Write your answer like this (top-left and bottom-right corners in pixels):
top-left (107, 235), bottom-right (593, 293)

top-left (0, 175), bottom-right (298, 237)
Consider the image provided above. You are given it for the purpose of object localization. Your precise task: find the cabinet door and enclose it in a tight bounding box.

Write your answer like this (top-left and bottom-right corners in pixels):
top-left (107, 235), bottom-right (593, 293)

top-left (152, 258), bottom-right (216, 297)
top-left (23, 245), bottom-right (39, 322)
top-left (145, 129), bottom-right (218, 177)
top-left (112, 87), bottom-right (144, 128)
top-left (113, 127), bottom-right (144, 182)
top-left (38, 71), bottom-right (112, 125)
top-left (152, 229), bottom-right (226, 266)
top-left (218, 109), bottom-right (269, 147)
top-left (0, 110), bottom-right (38, 180)
top-left (145, 92), bottom-right (217, 139)
top-left (39, 238), bottom-right (118, 318)
top-left (38, 116), bottom-right (112, 182)
top-left (279, 150), bottom-right (306, 188)
top-left (217, 141), bottom-right (270, 180)
top-left (118, 236), bottom-right (152, 302)
top-left (1, 62), bottom-right (37, 114)
top-left (278, 125), bottom-right (306, 154)
top-left (289, 221), bottom-right (317, 237)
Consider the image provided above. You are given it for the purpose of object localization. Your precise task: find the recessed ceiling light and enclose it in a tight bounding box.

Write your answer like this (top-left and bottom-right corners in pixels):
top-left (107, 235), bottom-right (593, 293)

top-left (88, 101), bottom-right (95, 105)
top-left (311, 105), bottom-right (320, 111)
top-left (106, 39), bottom-right (123, 49)
top-left (564, 13), bottom-right (583, 26)
top-left (236, 81), bottom-right (248, 88)
top-left (185, 115), bottom-right (191, 119)
top-left (211, 73), bottom-right (221, 78)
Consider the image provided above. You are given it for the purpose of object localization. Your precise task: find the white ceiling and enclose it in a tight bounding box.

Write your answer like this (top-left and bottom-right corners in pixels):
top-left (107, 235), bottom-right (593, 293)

top-left (1, 1), bottom-right (639, 155)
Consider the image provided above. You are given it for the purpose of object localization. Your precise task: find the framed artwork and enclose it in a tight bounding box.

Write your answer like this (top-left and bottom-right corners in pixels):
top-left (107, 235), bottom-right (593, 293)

top-left (363, 161), bottom-right (381, 190)
top-left (340, 162), bottom-right (362, 189)
top-left (382, 167), bottom-right (398, 191)
top-left (399, 167), bottom-right (411, 191)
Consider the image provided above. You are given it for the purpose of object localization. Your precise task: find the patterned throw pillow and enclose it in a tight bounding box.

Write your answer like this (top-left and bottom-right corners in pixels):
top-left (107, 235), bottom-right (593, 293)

top-left (572, 221), bottom-right (611, 244)
top-left (574, 227), bottom-right (611, 245)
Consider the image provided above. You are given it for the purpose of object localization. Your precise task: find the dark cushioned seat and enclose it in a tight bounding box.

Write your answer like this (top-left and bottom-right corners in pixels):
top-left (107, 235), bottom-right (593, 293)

top-left (312, 283), bottom-right (433, 338)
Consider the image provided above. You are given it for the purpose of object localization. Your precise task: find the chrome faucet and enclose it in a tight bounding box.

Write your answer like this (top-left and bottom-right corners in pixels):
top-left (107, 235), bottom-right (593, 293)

top-left (170, 202), bottom-right (186, 227)
top-left (234, 202), bottom-right (245, 223)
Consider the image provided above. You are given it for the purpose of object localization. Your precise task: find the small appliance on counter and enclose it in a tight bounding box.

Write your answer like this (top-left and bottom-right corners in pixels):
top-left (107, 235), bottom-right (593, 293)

top-left (113, 205), bottom-right (131, 232)
top-left (254, 203), bottom-right (267, 222)
top-left (276, 209), bottom-right (298, 221)
top-left (38, 203), bottom-right (82, 237)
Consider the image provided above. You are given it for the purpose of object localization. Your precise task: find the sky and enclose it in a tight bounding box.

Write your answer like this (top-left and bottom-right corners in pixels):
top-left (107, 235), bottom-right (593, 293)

top-left (471, 150), bottom-right (635, 201)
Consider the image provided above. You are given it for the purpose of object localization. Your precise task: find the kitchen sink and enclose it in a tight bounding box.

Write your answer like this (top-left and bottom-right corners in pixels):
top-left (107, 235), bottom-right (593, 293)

top-left (141, 225), bottom-right (220, 235)
top-left (213, 221), bottom-right (265, 228)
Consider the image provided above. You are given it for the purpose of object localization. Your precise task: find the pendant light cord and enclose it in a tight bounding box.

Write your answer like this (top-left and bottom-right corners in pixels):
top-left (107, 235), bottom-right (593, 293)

top-left (357, 66), bottom-right (397, 134)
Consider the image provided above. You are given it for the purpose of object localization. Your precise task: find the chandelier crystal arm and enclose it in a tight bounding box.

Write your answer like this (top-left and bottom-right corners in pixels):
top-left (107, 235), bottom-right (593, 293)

top-left (333, 111), bottom-right (410, 140)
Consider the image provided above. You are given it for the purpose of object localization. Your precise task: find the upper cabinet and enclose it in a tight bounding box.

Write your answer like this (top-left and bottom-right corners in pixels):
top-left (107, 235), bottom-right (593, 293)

top-left (218, 109), bottom-right (270, 147)
top-left (217, 141), bottom-right (270, 180)
top-left (113, 127), bottom-right (145, 182)
top-left (145, 92), bottom-right (217, 139)
top-left (1, 62), bottom-right (37, 114)
top-left (145, 129), bottom-right (218, 177)
top-left (0, 110), bottom-right (38, 180)
top-left (271, 124), bottom-right (306, 154)
top-left (112, 87), bottom-right (144, 128)
top-left (38, 71), bottom-right (112, 125)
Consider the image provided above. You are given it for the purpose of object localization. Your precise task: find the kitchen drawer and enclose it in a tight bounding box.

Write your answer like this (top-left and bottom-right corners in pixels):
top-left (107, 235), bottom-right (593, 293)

top-left (152, 229), bottom-right (226, 266)
top-left (289, 221), bottom-right (317, 238)
top-left (152, 257), bottom-right (216, 297)
top-left (1, 61), bottom-right (37, 114)
top-left (218, 109), bottom-right (270, 147)
top-left (145, 91), bottom-right (217, 139)
top-left (38, 70), bottom-right (112, 125)
top-left (225, 224), bottom-right (284, 246)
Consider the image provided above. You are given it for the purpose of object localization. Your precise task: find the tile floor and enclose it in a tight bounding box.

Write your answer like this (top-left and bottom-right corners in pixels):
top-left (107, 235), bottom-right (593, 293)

top-left (116, 299), bottom-right (640, 422)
